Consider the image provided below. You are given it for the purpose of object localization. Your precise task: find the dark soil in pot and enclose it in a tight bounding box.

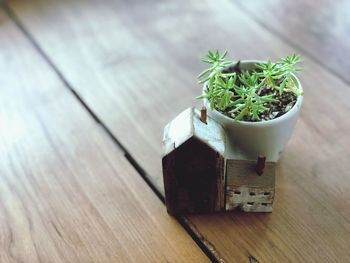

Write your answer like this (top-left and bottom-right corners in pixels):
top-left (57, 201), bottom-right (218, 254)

top-left (216, 62), bottom-right (298, 122)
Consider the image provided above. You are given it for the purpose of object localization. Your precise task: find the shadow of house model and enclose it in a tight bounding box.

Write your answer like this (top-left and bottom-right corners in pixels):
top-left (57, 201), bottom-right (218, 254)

top-left (162, 107), bottom-right (275, 215)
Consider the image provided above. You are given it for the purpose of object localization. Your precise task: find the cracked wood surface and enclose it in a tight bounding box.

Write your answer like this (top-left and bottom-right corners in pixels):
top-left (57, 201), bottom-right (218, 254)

top-left (5, 0), bottom-right (350, 262)
top-left (0, 8), bottom-right (208, 263)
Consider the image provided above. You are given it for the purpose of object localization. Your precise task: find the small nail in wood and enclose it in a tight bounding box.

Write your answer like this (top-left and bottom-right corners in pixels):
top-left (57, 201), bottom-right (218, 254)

top-left (200, 107), bottom-right (207, 124)
top-left (256, 156), bottom-right (266, 175)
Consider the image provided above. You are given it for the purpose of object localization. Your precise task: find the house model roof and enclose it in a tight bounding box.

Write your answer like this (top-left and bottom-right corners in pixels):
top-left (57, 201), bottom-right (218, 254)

top-left (163, 107), bottom-right (226, 157)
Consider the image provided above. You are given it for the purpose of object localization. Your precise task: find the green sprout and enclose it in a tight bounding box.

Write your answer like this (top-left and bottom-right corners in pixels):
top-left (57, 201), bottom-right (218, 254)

top-left (256, 54), bottom-right (303, 95)
top-left (230, 72), bottom-right (278, 121)
top-left (198, 50), bottom-right (233, 84)
top-left (197, 50), bottom-right (236, 111)
top-left (197, 50), bottom-right (303, 121)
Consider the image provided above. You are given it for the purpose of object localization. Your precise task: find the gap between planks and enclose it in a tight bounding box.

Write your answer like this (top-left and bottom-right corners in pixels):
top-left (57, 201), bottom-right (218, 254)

top-left (4, 1), bottom-right (348, 262)
top-left (7, 0), bottom-right (350, 260)
top-left (0, 3), bottom-right (223, 263)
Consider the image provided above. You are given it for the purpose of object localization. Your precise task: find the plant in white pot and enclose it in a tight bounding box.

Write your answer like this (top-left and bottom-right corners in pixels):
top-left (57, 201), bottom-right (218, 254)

top-left (197, 50), bottom-right (304, 161)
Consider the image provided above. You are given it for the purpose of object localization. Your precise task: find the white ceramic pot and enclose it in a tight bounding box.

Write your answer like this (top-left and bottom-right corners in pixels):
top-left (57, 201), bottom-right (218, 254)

top-left (203, 60), bottom-right (303, 162)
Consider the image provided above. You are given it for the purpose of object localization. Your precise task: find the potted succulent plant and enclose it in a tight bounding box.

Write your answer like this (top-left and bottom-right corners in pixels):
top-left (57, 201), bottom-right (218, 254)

top-left (197, 50), bottom-right (304, 161)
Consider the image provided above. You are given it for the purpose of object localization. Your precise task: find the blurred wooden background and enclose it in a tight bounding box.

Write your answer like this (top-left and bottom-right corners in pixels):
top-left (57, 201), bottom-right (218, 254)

top-left (1, 0), bottom-right (349, 262)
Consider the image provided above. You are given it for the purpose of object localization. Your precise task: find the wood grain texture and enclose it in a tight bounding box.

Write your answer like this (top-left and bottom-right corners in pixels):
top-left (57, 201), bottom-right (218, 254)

top-left (0, 9), bottom-right (208, 263)
top-left (235, 0), bottom-right (350, 84)
top-left (7, 0), bottom-right (350, 261)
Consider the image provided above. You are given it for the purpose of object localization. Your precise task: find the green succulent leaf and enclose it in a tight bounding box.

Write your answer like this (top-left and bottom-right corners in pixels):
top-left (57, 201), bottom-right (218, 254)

top-left (197, 50), bottom-right (303, 121)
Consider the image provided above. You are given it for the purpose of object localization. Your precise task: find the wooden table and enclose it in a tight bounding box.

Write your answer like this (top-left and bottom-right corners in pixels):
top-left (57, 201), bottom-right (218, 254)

top-left (1, 0), bottom-right (349, 262)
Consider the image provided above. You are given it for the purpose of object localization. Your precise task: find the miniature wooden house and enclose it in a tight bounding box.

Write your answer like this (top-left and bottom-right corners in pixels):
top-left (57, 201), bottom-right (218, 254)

top-left (162, 107), bottom-right (226, 214)
top-left (162, 107), bottom-right (276, 215)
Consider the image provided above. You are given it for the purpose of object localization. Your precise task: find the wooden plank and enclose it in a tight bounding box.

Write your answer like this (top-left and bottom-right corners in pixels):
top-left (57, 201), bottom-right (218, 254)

top-left (234, 0), bottom-right (350, 84)
top-left (0, 9), bottom-right (208, 263)
top-left (8, 0), bottom-right (350, 261)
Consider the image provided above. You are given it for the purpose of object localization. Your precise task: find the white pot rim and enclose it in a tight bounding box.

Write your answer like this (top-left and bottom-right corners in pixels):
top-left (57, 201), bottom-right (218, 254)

top-left (203, 60), bottom-right (304, 127)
